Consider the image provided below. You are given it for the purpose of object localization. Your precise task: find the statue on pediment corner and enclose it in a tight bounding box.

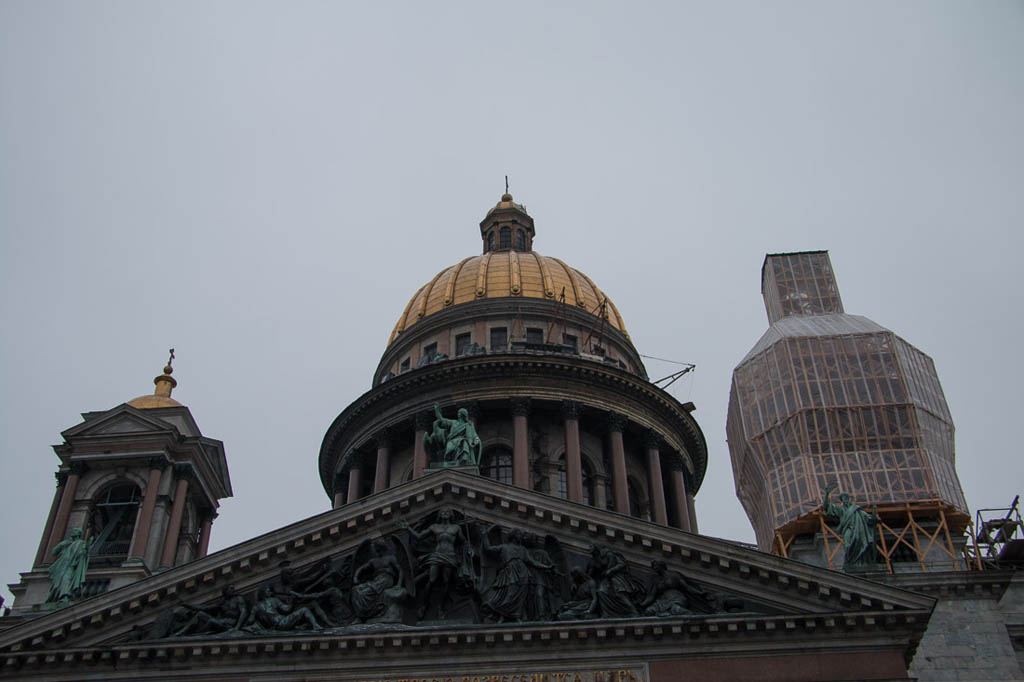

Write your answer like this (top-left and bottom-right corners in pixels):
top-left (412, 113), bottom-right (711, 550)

top-left (423, 403), bottom-right (482, 468)
top-left (823, 483), bottom-right (881, 570)
top-left (45, 527), bottom-right (93, 607)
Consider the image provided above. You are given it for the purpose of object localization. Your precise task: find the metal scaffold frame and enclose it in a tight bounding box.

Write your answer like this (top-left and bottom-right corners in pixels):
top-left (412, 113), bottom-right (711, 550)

top-left (772, 499), bottom-right (978, 573)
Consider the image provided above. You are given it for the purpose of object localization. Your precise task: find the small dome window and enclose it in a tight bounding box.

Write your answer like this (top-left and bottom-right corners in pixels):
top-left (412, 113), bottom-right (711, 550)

top-left (515, 229), bottom-right (527, 251)
top-left (487, 232), bottom-right (494, 252)
top-left (499, 227), bottom-right (511, 249)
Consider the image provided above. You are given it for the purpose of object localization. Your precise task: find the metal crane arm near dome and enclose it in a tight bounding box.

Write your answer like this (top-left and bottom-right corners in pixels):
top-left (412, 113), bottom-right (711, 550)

top-left (643, 354), bottom-right (696, 390)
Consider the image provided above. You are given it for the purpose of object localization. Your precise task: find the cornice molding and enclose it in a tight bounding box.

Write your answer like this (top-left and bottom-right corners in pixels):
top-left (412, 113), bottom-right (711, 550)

top-left (0, 470), bottom-right (933, 664)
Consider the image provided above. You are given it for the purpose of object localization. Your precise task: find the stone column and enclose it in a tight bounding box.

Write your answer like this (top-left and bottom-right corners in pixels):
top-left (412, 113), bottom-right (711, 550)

top-left (563, 401), bottom-right (583, 503)
top-left (347, 461), bottom-right (363, 504)
top-left (332, 472), bottom-right (345, 509)
top-left (129, 457), bottom-right (169, 562)
top-left (607, 413), bottom-right (629, 515)
top-left (667, 460), bottom-right (692, 531)
top-left (46, 462), bottom-right (86, 558)
top-left (160, 465), bottom-right (192, 569)
top-left (645, 431), bottom-right (668, 525)
top-left (34, 471), bottom-right (68, 567)
top-left (197, 511), bottom-right (216, 558)
top-left (511, 398), bottom-right (531, 489)
top-left (685, 469), bottom-right (699, 533)
top-left (413, 411), bottom-right (431, 478)
top-left (373, 433), bottom-right (391, 494)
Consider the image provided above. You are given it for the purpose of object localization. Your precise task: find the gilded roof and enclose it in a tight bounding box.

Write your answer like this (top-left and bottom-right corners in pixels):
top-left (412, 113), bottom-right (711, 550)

top-left (388, 251), bottom-right (628, 345)
top-left (127, 394), bottom-right (183, 409)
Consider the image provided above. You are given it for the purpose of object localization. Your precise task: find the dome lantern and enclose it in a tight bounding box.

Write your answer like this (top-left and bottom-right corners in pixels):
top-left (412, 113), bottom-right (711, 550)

top-left (479, 188), bottom-right (535, 254)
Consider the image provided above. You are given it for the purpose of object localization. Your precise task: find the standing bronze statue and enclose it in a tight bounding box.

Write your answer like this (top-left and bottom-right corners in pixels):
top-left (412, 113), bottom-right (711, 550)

top-left (398, 509), bottom-right (467, 619)
top-left (45, 527), bottom-right (93, 607)
top-left (423, 403), bottom-right (482, 467)
top-left (481, 526), bottom-right (555, 622)
top-left (823, 483), bottom-right (881, 570)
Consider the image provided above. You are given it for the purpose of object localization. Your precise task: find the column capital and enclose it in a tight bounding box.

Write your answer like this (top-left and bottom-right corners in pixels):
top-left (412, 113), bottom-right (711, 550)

top-left (510, 397), bottom-right (531, 417)
top-left (54, 470), bottom-right (69, 487)
top-left (644, 429), bottom-right (662, 450)
top-left (605, 412), bottom-right (627, 433)
top-left (200, 509), bottom-right (219, 524)
top-left (374, 430), bottom-right (393, 449)
top-left (414, 410), bottom-right (433, 431)
top-left (664, 453), bottom-right (686, 472)
top-left (561, 400), bottom-right (581, 420)
top-left (148, 456), bottom-right (170, 471)
top-left (172, 463), bottom-right (195, 481)
top-left (68, 461), bottom-right (89, 477)
top-left (682, 468), bottom-right (696, 491)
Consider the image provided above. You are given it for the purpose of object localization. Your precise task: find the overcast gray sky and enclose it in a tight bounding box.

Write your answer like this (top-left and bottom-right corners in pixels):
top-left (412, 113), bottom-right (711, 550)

top-left (2, 2), bottom-right (1022, 604)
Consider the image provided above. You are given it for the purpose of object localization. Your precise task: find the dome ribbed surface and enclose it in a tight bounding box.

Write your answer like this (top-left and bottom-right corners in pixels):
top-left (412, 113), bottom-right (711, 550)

top-left (388, 251), bottom-right (628, 345)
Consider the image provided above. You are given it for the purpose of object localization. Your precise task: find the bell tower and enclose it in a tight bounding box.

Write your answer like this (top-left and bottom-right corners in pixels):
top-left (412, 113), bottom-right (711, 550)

top-left (7, 354), bottom-right (232, 615)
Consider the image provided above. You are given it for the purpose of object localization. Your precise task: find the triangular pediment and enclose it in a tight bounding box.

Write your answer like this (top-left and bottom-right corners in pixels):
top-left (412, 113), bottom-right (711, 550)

top-left (61, 405), bottom-right (180, 440)
top-left (0, 471), bottom-right (934, 675)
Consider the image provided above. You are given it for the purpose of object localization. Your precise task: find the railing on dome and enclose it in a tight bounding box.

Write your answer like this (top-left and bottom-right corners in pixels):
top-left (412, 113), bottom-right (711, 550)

top-left (772, 499), bottom-right (979, 573)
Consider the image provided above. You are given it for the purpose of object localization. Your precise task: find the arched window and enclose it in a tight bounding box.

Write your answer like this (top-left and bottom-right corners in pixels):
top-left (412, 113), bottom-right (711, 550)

top-left (481, 448), bottom-right (513, 485)
top-left (515, 229), bottom-right (527, 250)
top-left (628, 478), bottom-right (644, 519)
top-left (499, 226), bottom-right (511, 249)
top-left (581, 460), bottom-right (593, 507)
top-left (556, 456), bottom-right (568, 500)
top-left (88, 482), bottom-right (141, 560)
top-left (487, 232), bottom-right (494, 252)
top-left (603, 456), bottom-right (615, 511)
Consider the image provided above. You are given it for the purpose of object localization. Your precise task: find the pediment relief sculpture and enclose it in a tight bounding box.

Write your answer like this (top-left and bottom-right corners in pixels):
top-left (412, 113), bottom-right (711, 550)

top-left (118, 510), bottom-right (753, 642)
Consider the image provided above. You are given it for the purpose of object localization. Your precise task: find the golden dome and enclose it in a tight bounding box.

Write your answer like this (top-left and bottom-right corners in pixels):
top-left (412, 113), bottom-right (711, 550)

top-left (127, 394), bottom-right (183, 409)
top-left (388, 251), bottom-right (628, 345)
top-left (127, 353), bottom-right (183, 409)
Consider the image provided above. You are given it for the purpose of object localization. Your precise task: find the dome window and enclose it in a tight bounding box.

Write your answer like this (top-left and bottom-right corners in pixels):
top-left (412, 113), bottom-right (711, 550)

top-left (499, 227), bottom-right (511, 249)
top-left (455, 333), bottom-right (472, 357)
top-left (490, 327), bottom-right (507, 351)
top-left (515, 229), bottom-right (527, 251)
top-left (486, 232), bottom-right (494, 252)
top-left (481, 448), bottom-right (513, 485)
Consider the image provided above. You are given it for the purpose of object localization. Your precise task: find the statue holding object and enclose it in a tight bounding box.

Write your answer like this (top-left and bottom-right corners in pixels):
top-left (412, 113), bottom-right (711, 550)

top-left (423, 402), bottom-right (482, 468)
top-left (45, 527), bottom-right (93, 607)
top-left (823, 483), bottom-right (881, 570)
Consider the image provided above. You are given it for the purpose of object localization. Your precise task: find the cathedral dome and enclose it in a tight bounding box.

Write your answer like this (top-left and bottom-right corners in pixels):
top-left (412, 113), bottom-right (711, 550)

top-left (388, 252), bottom-right (628, 345)
top-left (126, 356), bottom-right (182, 409)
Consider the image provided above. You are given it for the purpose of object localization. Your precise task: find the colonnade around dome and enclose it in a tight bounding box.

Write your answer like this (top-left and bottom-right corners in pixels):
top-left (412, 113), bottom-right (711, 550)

top-left (329, 393), bottom-right (699, 534)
